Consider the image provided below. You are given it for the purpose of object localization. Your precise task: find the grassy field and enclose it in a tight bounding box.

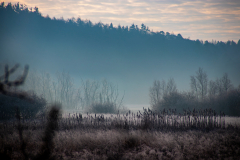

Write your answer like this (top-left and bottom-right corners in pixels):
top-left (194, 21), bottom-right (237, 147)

top-left (0, 107), bottom-right (240, 160)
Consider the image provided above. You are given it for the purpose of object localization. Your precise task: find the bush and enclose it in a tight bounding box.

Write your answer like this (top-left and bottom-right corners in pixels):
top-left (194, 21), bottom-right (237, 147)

top-left (214, 90), bottom-right (240, 116)
top-left (87, 102), bottom-right (117, 114)
top-left (0, 91), bottom-right (47, 120)
top-left (151, 89), bottom-right (240, 116)
top-left (152, 92), bottom-right (197, 114)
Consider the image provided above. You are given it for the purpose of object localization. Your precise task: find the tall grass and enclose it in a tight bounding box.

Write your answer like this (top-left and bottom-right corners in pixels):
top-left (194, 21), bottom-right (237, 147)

top-left (53, 107), bottom-right (227, 131)
top-left (0, 118), bottom-right (239, 160)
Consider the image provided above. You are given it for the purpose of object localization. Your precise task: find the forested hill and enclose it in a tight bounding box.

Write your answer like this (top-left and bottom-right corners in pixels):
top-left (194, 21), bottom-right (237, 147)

top-left (1, 2), bottom-right (240, 104)
top-left (1, 2), bottom-right (240, 56)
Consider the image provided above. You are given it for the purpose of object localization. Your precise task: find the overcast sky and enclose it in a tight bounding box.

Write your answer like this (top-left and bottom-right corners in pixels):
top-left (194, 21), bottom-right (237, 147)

top-left (4, 0), bottom-right (240, 43)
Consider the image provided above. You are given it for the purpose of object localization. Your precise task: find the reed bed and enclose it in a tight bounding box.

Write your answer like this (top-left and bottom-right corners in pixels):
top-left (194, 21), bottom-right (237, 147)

top-left (0, 107), bottom-right (239, 160)
top-left (51, 108), bottom-right (228, 131)
top-left (0, 107), bottom-right (230, 136)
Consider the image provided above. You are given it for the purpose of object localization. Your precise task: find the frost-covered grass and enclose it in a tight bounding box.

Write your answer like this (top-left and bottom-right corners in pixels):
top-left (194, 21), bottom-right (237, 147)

top-left (0, 108), bottom-right (239, 160)
top-left (1, 126), bottom-right (240, 160)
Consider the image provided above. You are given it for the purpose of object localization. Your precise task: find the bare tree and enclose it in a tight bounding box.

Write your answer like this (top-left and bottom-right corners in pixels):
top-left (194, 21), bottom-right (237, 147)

top-left (221, 73), bottom-right (233, 93)
top-left (190, 76), bottom-right (198, 99)
top-left (0, 64), bottom-right (29, 96)
top-left (208, 80), bottom-right (217, 97)
top-left (21, 70), bottom-right (81, 109)
top-left (20, 70), bottom-right (123, 111)
top-left (215, 78), bottom-right (224, 95)
top-left (211, 73), bottom-right (233, 96)
top-left (166, 78), bottom-right (177, 95)
top-left (81, 79), bottom-right (100, 109)
top-left (40, 72), bottom-right (53, 102)
top-left (191, 67), bottom-right (208, 100)
top-left (56, 71), bottom-right (75, 106)
top-left (149, 80), bottom-right (162, 107)
top-left (149, 78), bottom-right (177, 108)
top-left (80, 79), bottom-right (124, 112)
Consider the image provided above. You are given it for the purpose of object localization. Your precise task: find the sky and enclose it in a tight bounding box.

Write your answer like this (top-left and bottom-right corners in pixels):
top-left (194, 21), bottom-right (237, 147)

top-left (3, 0), bottom-right (240, 43)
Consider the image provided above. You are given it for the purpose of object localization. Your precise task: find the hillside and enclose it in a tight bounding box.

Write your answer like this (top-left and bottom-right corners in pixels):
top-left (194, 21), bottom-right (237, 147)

top-left (1, 2), bottom-right (240, 105)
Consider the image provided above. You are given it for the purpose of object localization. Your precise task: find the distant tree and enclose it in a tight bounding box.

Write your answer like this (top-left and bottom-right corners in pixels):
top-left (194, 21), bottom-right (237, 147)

top-left (195, 39), bottom-right (203, 46)
top-left (221, 73), bottom-right (233, 93)
top-left (231, 40), bottom-right (237, 46)
top-left (208, 80), bottom-right (217, 97)
top-left (0, 2), bottom-right (4, 8)
top-left (109, 23), bottom-right (113, 29)
top-left (76, 17), bottom-right (84, 26)
top-left (22, 70), bottom-right (81, 109)
top-left (85, 20), bottom-right (93, 27)
top-left (226, 40), bottom-right (231, 46)
top-left (190, 75), bottom-right (198, 99)
top-left (215, 78), bottom-right (224, 95)
top-left (166, 78), bottom-right (177, 95)
top-left (141, 23), bottom-right (146, 31)
top-left (159, 31), bottom-right (165, 35)
top-left (237, 39), bottom-right (240, 46)
top-left (135, 25), bottom-right (139, 31)
top-left (130, 23), bottom-right (135, 31)
top-left (117, 24), bottom-right (122, 31)
top-left (81, 79), bottom-right (124, 113)
top-left (124, 26), bottom-right (128, 32)
top-left (149, 80), bottom-right (162, 107)
top-left (191, 67), bottom-right (208, 100)
top-left (177, 34), bottom-right (183, 39)
top-left (146, 26), bottom-right (150, 31)
top-left (149, 78), bottom-right (177, 108)
top-left (68, 17), bottom-right (76, 25)
top-left (209, 73), bottom-right (233, 96)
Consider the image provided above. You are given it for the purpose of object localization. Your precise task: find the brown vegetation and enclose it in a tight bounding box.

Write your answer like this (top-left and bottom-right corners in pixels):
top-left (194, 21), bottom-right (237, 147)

top-left (0, 119), bottom-right (239, 160)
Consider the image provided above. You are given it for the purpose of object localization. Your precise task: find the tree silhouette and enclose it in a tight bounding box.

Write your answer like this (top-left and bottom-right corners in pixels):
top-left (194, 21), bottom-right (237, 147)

top-left (191, 68), bottom-right (208, 100)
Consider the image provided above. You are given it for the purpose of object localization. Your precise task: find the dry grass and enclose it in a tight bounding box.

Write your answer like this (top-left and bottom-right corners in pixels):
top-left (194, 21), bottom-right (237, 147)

top-left (0, 127), bottom-right (240, 160)
top-left (0, 108), bottom-right (239, 160)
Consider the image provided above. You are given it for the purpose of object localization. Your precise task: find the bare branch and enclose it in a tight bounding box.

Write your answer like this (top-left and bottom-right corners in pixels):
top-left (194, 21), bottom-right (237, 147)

top-left (0, 64), bottom-right (29, 96)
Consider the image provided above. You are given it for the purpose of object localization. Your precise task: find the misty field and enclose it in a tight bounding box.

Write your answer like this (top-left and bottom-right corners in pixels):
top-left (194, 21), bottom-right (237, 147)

top-left (1, 63), bottom-right (240, 160)
top-left (1, 107), bottom-right (240, 160)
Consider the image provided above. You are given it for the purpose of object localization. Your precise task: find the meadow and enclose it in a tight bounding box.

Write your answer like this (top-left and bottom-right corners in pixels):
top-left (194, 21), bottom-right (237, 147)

top-left (0, 106), bottom-right (240, 160)
top-left (1, 64), bottom-right (240, 159)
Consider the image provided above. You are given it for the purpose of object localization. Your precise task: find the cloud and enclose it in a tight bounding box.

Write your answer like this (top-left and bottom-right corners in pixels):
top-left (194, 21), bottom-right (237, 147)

top-left (3, 0), bottom-right (240, 42)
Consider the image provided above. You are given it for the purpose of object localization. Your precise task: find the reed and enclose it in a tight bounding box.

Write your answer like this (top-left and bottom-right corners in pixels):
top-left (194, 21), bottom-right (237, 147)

top-left (47, 107), bottom-right (228, 132)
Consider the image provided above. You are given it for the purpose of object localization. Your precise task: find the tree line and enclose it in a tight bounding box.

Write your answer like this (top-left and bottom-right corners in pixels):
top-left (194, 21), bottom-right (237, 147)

top-left (19, 70), bottom-right (124, 113)
top-left (1, 2), bottom-right (240, 57)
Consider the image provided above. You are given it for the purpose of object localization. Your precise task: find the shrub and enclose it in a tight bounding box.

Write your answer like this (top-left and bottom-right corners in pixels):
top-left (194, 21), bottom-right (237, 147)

top-left (214, 89), bottom-right (240, 116)
top-left (152, 92), bottom-right (197, 114)
top-left (87, 102), bottom-right (117, 114)
top-left (0, 63), bottom-right (47, 120)
top-left (0, 91), bottom-right (47, 120)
